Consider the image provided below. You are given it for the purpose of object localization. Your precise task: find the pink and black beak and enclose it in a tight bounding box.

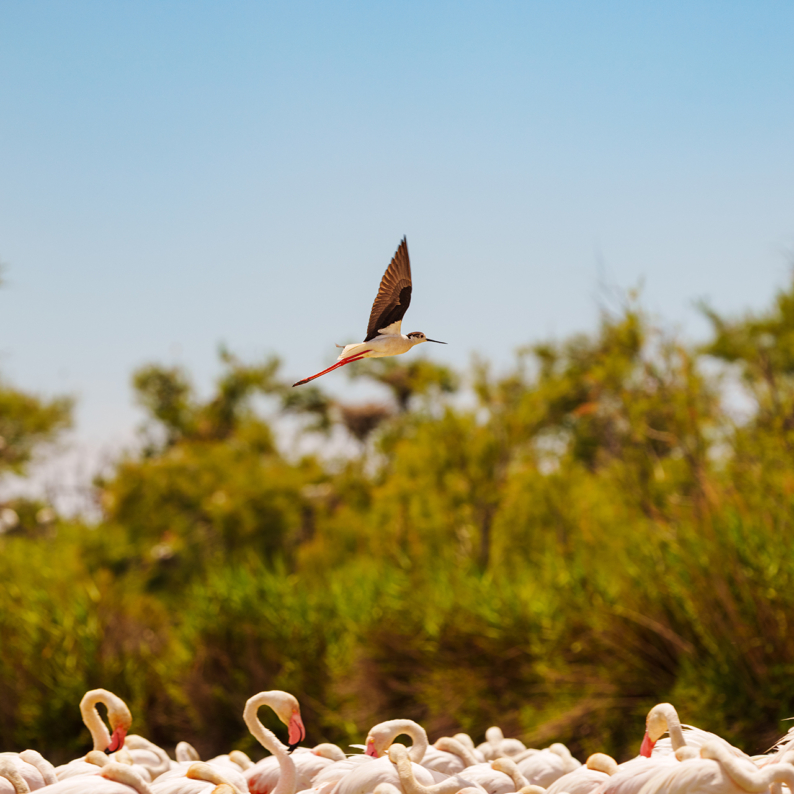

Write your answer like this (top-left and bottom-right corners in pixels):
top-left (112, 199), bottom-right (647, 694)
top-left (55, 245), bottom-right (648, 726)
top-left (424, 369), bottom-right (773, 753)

top-left (287, 712), bottom-right (306, 753)
top-left (640, 731), bottom-right (655, 758)
top-left (365, 742), bottom-right (379, 758)
top-left (105, 726), bottom-right (128, 754)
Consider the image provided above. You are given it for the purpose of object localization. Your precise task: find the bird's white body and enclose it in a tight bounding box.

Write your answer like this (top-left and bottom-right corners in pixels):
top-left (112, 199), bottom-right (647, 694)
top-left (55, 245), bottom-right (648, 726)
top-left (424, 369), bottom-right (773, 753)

top-left (447, 764), bottom-right (512, 794)
top-left (0, 755), bottom-right (50, 792)
top-left (151, 764), bottom-right (248, 794)
top-left (246, 749), bottom-right (338, 794)
top-left (330, 757), bottom-right (438, 794)
top-left (545, 767), bottom-right (611, 794)
top-left (634, 758), bottom-right (756, 794)
top-left (594, 756), bottom-right (678, 794)
top-left (24, 775), bottom-right (145, 794)
top-left (337, 327), bottom-right (423, 362)
top-left (516, 746), bottom-right (580, 788)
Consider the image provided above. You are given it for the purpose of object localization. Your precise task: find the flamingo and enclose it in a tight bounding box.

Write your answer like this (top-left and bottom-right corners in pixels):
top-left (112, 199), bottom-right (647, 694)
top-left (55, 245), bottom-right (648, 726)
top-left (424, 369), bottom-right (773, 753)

top-left (476, 730), bottom-right (526, 762)
top-left (151, 764), bottom-right (247, 794)
top-left (80, 690), bottom-right (132, 752)
top-left (205, 755), bottom-right (255, 775)
top-left (333, 719), bottom-right (445, 794)
top-left (0, 758), bottom-right (32, 794)
top-left (543, 753), bottom-right (618, 794)
top-left (515, 745), bottom-right (580, 788)
top-left (55, 690), bottom-right (135, 781)
top-left (124, 737), bottom-right (172, 780)
top-left (490, 757), bottom-right (530, 790)
top-left (242, 692), bottom-right (302, 794)
top-left (171, 746), bottom-right (253, 776)
top-left (364, 721), bottom-right (430, 764)
top-left (387, 745), bottom-right (477, 794)
top-left (307, 756), bottom-right (374, 791)
top-left (56, 747), bottom-right (152, 786)
top-left (420, 738), bottom-right (479, 775)
top-left (636, 743), bottom-right (794, 794)
top-left (639, 704), bottom-right (748, 761)
top-left (29, 763), bottom-right (154, 794)
top-left (450, 762), bottom-right (513, 794)
top-left (151, 761), bottom-right (248, 794)
top-left (592, 750), bottom-right (692, 794)
top-left (452, 738), bottom-right (485, 764)
top-left (0, 753), bottom-right (58, 792)
top-left (244, 747), bottom-right (344, 794)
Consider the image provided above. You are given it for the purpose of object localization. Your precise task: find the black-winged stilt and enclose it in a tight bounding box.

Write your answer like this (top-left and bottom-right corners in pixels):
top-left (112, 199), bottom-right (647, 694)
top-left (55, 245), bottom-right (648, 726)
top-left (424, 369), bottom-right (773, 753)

top-left (293, 238), bottom-right (445, 387)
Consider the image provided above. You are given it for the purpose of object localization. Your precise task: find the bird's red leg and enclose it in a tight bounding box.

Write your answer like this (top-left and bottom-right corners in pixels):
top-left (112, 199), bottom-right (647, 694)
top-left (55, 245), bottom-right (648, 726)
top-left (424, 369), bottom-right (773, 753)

top-left (292, 352), bottom-right (371, 387)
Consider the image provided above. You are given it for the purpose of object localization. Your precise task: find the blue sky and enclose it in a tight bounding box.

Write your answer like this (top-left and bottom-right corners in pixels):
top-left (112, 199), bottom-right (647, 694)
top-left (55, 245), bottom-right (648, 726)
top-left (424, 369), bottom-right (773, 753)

top-left (1, 1), bottom-right (793, 483)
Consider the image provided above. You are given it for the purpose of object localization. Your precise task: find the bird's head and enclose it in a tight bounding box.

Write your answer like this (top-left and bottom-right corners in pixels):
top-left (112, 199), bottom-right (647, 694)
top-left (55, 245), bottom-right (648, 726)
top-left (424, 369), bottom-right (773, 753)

top-left (406, 332), bottom-right (446, 346)
top-left (105, 699), bottom-right (132, 753)
top-left (268, 691), bottom-right (306, 753)
top-left (365, 729), bottom-right (394, 758)
top-left (641, 703), bottom-right (675, 757)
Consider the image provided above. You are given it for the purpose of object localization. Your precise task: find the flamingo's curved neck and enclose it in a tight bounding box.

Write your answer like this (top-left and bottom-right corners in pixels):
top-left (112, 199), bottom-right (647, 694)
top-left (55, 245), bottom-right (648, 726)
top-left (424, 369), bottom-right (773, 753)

top-left (702, 742), bottom-right (794, 792)
top-left (243, 695), bottom-right (297, 794)
top-left (383, 720), bottom-right (429, 763)
top-left (100, 762), bottom-right (154, 794)
top-left (452, 734), bottom-right (476, 752)
top-left (659, 704), bottom-right (686, 750)
top-left (0, 759), bottom-right (31, 794)
top-left (491, 757), bottom-right (529, 790)
top-left (434, 737), bottom-right (478, 768)
top-left (18, 751), bottom-right (57, 787)
top-left (388, 746), bottom-right (465, 794)
top-left (186, 762), bottom-right (245, 794)
top-left (80, 690), bottom-right (113, 751)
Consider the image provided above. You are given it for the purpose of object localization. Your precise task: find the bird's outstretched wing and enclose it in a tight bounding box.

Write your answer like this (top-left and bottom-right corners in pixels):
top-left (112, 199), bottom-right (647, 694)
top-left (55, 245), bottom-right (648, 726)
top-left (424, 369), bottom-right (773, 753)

top-left (365, 237), bottom-right (412, 342)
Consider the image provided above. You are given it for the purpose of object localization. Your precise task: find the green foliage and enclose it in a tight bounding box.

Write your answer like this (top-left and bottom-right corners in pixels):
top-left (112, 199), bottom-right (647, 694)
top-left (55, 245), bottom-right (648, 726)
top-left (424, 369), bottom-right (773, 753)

top-left (133, 349), bottom-right (281, 450)
top-left (6, 279), bottom-right (794, 761)
top-left (349, 357), bottom-right (459, 412)
top-left (0, 381), bottom-right (72, 474)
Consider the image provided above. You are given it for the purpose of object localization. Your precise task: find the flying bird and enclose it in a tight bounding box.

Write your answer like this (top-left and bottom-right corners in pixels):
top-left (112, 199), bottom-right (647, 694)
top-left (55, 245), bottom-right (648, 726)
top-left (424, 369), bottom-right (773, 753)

top-left (293, 238), bottom-right (446, 387)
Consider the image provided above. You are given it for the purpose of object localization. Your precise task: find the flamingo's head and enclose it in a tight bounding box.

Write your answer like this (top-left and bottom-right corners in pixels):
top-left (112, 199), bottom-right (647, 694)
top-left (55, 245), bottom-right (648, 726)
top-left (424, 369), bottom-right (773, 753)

top-left (641, 703), bottom-right (673, 757)
top-left (365, 723), bottom-right (401, 758)
top-left (270, 692), bottom-right (305, 753)
top-left (243, 691), bottom-right (306, 754)
top-left (366, 722), bottom-right (410, 759)
top-left (105, 705), bottom-right (132, 754)
top-left (365, 736), bottom-right (380, 758)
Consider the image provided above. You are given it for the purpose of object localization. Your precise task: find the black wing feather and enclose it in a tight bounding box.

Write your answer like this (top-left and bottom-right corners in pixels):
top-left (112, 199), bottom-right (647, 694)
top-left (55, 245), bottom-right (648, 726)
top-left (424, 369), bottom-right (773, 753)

top-left (364, 237), bottom-right (413, 341)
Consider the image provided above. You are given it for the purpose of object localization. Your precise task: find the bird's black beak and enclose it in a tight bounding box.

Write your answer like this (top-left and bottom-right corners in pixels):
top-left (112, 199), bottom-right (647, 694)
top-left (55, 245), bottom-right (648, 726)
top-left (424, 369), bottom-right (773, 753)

top-left (426, 339), bottom-right (447, 344)
top-left (287, 742), bottom-right (300, 754)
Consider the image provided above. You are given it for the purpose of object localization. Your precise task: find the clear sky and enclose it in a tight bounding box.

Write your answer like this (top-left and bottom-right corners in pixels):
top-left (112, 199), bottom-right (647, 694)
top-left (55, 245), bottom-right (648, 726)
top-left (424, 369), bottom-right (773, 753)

top-left (1, 2), bottom-right (793, 500)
